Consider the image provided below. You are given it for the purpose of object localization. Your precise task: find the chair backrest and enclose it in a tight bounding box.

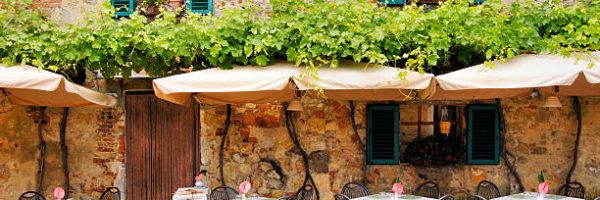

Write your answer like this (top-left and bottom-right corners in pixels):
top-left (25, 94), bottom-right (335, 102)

top-left (334, 193), bottom-right (350, 200)
top-left (415, 181), bottom-right (441, 199)
top-left (557, 182), bottom-right (586, 199)
top-left (341, 182), bottom-right (369, 199)
top-left (476, 180), bottom-right (501, 199)
top-left (100, 187), bottom-right (121, 200)
top-left (277, 196), bottom-right (295, 200)
top-left (19, 191), bottom-right (46, 200)
top-left (211, 186), bottom-right (239, 200)
top-left (296, 185), bottom-right (315, 200)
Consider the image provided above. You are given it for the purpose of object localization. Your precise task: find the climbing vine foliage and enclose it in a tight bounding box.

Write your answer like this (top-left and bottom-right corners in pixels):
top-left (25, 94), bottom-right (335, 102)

top-left (1, 0), bottom-right (599, 78)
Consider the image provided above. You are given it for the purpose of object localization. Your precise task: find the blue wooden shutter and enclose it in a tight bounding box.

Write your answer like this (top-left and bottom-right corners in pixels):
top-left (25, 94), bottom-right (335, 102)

top-left (367, 104), bottom-right (399, 165)
top-left (188, 0), bottom-right (213, 14)
top-left (467, 105), bottom-right (500, 165)
top-left (379, 0), bottom-right (405, 5)
top-left (112, 0), bottom-right (135, 17)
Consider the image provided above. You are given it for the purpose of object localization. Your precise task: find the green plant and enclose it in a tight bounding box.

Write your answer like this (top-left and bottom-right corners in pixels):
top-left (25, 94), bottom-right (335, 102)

top-left (0, 0), bottom-right (599, 78)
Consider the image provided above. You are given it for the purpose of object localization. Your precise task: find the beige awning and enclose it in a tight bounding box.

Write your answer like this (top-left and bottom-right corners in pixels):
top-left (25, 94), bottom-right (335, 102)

top-left (153, 62), bottom-right (435, 105)
top-left (425, 52), bottom-right (600, 100)
top-left (153, 63), bottom-right (299, 105)
top-left (293, 62), bottom-right (434, 101)
top-left (0, 64), bottom-right (117, 107)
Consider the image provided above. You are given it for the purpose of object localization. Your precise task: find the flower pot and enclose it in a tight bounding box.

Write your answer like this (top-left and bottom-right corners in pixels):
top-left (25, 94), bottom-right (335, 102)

top-left (439, 121), bottom-right (451, 135)
top-left (164, 0), bottom-right (184, 11)
top-left (143, 4), bottom-right (160, 16)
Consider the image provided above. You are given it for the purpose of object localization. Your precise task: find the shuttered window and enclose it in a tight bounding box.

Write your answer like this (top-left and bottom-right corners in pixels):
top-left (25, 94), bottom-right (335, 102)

top-left (188, 0), bottom-right (213, 14)
top-left (111, 0), bottom-right (135, 17)
top-left (379, 0), bottom-right (405, 5)
top-left (467, 105), bottom-right (500, 165)
top-left (367, 104), bottom-right (399, 165)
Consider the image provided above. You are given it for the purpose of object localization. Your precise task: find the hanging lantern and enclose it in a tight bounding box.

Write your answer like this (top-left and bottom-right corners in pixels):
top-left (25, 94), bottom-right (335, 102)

top-left (543, 86), bottom-right (562, 108)
top-left (439, 106), bottom-right (451, 135)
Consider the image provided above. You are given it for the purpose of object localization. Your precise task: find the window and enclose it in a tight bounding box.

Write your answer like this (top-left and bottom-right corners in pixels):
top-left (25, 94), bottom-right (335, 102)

top-left (111, 0), bottom-right (135, 17)
top-left (188, 0), bottom-right (213, 14)
top-left (379, 0), bottom-right (405, 5)
top-left (467, 105), bottom-right (500, 165)
top-left (367, 104), bottom-right (399, 165)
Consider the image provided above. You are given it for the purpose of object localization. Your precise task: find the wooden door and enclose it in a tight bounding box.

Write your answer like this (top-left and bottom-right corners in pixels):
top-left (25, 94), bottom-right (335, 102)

top-left (125, 92), bottom-right (201, 200)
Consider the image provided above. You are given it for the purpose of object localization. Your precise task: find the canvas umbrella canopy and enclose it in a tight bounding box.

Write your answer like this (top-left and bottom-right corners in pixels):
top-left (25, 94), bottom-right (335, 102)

top-left (153, 62), bottom-right (435, 105)
top-left (425, 52), bottom-right (600, 100)
top-left (0, 64), bottom-right (117, 107)
top-left (0, 64), bottom-right (117, 197)
top-left (293, 62), bottom-right (434, 101)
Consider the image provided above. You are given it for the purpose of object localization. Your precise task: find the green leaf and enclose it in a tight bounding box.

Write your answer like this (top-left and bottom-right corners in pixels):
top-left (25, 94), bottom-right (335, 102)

top-left (256, 55), bottom-right (269, 66)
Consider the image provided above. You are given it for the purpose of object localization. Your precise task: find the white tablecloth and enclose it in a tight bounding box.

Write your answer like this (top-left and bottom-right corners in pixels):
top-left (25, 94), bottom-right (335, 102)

top-left (492, 192), bottom-right (583, 200)
top-left (172, 187), bottom-right (209, 200)
top-left (352, 193), bottom-right (437, 200)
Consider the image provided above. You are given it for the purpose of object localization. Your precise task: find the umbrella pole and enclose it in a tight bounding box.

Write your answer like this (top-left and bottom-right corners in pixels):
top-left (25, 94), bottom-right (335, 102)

top-left (496, 100), bottom-right (525, 193)
top-left (349, 101), bottom-right (367, 186)
top-left (36, 106), bottom-right (47, 193)
top-left (59, 107), bottom-right (71, 198)
top-left (284, 107), bottom-right (319, 200)
top-left (218, 104), bottom-right (232, 186)
top-left (565, 97), bottom-right (582, 187)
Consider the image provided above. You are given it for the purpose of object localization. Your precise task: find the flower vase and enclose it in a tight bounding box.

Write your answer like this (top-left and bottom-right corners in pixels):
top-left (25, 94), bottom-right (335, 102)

top-left (392, 193), bottom-right (398, 200)
top-left (242, 193), bottom-right (247, 200)
top-left (195, 180), bottom-right (204, 188)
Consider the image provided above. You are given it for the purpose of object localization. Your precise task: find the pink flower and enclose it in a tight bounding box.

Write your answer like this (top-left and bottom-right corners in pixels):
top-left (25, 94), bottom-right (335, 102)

top-left (195, 173), bottom-right (204, 181)
top-left (239, 180), bottom-right (252, 194)
top-left (392, 182), bottom-right (404, 195)
top-left (53, 187), bottom-right (65, 200)
top-left (538, 181), bottom-right (549, 195)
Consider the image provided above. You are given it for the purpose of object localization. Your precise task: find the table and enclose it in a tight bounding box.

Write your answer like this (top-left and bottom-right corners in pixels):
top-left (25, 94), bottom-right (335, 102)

top-left (352, 193), bottom-right (437, 200)
top-left (172, 187), bottom-right (209, 200)
top-left (492, 192), bottom-right (583, 200)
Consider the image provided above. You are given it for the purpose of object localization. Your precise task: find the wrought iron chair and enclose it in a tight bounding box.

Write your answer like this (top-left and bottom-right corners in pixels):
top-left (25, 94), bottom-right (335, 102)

top-left (340, 182), bottom-right (369, 199)
top-left (439, 194), bottom-right (454, 200)
top-left (334, 193), bottom-right (351, 200)
top-left (557, 182), bottom-right (586, 199)
top-left (277, 196), bottom-right (295, 200)
top-left (476, 181), bottom-right (501, 199)
top-left (295, 185), bottom-right (315, 200)
top-left (210, 186), bottom-right (239, 200)
top-left (415, 181), bottom-right (441, 199)
top-left (19, 191), bottom-right (46, 200)
top-left (100, 187), bottom-right (121, 200)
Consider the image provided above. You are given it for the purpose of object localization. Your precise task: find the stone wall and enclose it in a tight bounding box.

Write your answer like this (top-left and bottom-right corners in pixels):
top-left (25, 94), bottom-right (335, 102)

top-left (0, 96), bottom-right (126, 199)
top-left (200, 96), bottom-right (600, 200)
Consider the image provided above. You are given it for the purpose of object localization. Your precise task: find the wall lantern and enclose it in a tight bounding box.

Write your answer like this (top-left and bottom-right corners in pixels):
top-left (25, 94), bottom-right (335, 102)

top-left (439, 106), bottom-right (451, 135)
top-left (543, 86), bottom-right (562, 108)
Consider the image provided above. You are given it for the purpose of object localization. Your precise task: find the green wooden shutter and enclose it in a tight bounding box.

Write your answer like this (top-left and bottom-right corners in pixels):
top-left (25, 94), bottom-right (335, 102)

top-left (188, 0), bottom-right (213, 14)
top-left (467, 105), bottom-right (500, 165)
top-left (367, 104), bottom-right (399, 165)
top-left (379, 0), bottom-right (405, 5)
top-left (112, 0), bottom-right (135, 17)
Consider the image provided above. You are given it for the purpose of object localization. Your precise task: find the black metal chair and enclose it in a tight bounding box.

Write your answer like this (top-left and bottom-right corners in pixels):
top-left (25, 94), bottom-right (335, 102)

top-left (557, 182), bottom-right (586, 199)
top-left (100, 187), bottom-right (121, 200)
top-left (210, 186), bottom-right (239, 200)
top-left (439, 194), bottom-right (454, 200)
top-left (19, 191), bottom-right (46, 200)
top-left (277, 196), bottom-right (295, 200)
top-left (334, 193), bottom-right (350, 200)
top-left (340, 182), bottom-right (368, 199)
top-left (476, 181), bottom-right (500, 199)
top-left (295, 185), bottom-right (315, 200)
top-left (415, 181), bottom-right (441, 199)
